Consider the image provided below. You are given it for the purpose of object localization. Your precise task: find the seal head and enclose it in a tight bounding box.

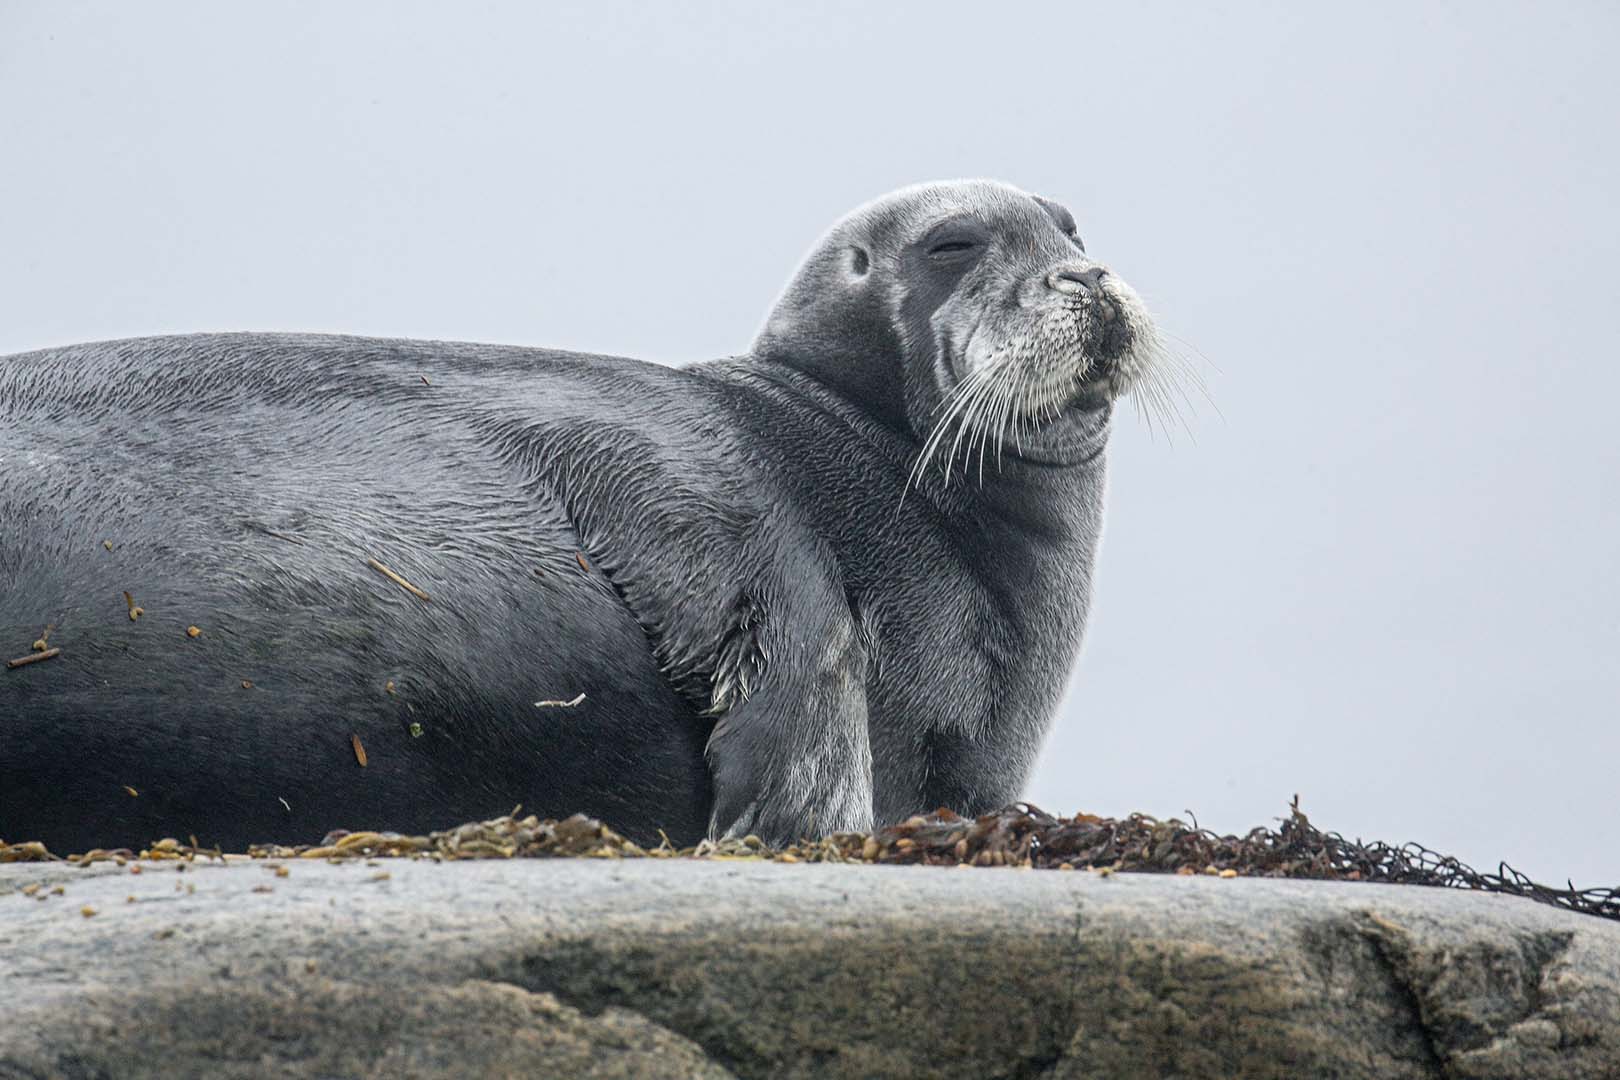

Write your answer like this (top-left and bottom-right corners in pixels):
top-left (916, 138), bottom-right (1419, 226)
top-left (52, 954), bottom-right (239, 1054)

top-left (753, 180), bottom-right (1163, 477)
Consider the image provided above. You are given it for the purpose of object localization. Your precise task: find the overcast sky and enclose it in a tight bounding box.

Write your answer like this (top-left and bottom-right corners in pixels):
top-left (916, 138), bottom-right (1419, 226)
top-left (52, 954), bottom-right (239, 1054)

top-left (3, 2), bottom-right (1615, 887)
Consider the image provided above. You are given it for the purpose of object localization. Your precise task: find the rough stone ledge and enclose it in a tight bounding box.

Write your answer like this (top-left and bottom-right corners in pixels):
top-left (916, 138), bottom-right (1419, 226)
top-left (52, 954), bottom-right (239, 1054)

top-left (1, 860), bottom-right (1616, 1079)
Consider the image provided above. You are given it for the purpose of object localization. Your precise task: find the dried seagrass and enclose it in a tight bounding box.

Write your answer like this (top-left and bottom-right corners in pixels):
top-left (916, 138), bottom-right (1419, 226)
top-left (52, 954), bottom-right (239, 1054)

top-left (4, 798), bottom-right (1614, 923)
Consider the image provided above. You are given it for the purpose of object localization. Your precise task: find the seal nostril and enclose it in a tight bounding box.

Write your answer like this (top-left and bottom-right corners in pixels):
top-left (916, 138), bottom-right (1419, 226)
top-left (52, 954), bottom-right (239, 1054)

top-left (1047, 266), bottom-right (1108, 296)
top-left (1047, 269), bottom-right (1086, 295)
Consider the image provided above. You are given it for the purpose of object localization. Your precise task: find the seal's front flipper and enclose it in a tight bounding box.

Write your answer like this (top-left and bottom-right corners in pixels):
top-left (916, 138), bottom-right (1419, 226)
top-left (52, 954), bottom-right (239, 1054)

top-left (703, 589), bottom-right (873, 847)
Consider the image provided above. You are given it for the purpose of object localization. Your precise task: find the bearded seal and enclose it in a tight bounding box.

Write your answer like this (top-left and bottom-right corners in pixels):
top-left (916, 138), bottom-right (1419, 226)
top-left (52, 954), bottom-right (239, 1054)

top-left (0, 180), bottom-right (1168, 853)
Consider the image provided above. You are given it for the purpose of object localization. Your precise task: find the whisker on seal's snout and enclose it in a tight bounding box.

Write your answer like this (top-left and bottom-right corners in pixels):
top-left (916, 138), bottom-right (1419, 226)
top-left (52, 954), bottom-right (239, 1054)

top-left (906, 314), bottom-right (1207, 486)
top-left (910, 358), bottom-right (1008, 491)
top-left (1116, 327), bottom-right (1209, 444)
top-left (911, 351), bottom-right (1047, 491)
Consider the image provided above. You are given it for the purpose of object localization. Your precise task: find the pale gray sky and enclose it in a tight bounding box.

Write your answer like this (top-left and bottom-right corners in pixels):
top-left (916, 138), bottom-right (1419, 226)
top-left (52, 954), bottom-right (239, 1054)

top-left (3, 2), bottom-right (1615, 886)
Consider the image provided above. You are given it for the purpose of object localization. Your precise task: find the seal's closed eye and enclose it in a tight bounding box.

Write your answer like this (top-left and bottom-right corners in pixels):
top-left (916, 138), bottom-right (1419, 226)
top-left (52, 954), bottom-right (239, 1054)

top-left (927, 238), bottom-right (978, 257)
top-left (918, 216), bottom-right (990, 263)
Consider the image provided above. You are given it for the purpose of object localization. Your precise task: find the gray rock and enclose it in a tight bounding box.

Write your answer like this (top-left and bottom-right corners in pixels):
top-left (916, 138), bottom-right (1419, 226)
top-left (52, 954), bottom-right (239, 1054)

top-left (1, 859), bottom-right (1615, 1079)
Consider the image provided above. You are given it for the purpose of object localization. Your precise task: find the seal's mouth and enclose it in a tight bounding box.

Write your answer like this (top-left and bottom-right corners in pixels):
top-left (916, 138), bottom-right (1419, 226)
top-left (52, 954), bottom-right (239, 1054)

top-left (1076, 304), bottom-right (1134, 389)
top-left (1084, 307), bottom-right (1145, 391)
top-left (1024, 292), bottom-right (1141, 406)
top-left (1099, 316), bottom-right (1134, 363)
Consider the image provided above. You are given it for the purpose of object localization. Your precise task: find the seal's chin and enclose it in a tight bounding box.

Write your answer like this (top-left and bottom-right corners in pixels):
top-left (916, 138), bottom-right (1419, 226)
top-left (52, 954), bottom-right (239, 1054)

top-left (1073, 373), bottom-right (1118, 410)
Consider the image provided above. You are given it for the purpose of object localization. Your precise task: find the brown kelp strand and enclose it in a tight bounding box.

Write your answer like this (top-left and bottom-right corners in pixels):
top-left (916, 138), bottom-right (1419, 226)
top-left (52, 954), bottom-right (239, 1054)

top-left (4, 799), bottom-right (1614, 923)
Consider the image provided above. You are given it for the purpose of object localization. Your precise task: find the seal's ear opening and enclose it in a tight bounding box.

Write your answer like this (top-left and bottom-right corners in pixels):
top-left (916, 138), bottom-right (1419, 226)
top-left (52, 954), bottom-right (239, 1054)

top-left (848, 246), bottom-right (870, 277)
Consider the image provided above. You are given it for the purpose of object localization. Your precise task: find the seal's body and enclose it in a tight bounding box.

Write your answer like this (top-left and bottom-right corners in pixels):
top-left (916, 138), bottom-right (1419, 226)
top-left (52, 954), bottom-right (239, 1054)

top-left (0, 181), bottom-right (1166, 852)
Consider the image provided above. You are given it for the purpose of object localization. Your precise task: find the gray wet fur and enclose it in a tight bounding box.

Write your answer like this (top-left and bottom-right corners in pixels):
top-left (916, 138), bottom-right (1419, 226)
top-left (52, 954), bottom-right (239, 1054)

top-left (0, 180), bottom-right (1160, 851)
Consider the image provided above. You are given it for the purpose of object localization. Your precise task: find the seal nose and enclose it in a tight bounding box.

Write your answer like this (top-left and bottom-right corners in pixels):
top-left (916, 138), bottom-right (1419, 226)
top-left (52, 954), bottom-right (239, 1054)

top-left (1048, 266), bottom-right (1117, 322)
top-left (1046, 266), bottom-right (1108, 296)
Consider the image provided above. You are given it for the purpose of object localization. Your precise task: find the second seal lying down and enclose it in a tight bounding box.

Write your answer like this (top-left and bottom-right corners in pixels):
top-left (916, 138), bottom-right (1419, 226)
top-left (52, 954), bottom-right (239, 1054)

top-left (0, 180), bottom-right (1170, 852)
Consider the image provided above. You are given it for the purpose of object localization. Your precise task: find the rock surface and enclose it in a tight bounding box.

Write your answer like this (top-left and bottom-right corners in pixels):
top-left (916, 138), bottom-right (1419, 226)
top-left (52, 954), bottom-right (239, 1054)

top-left (1, 859), bottom-right (1616, 1079)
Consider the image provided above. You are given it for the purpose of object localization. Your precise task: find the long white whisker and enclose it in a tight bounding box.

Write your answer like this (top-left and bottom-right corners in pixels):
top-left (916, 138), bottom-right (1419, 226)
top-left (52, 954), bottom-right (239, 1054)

top-left (929, 358), bottom-right (1004, 488)
top-left (949, 364), bottom-right (1004, 482)
top-left (906, 360), bottom-right (1000, 494)
top-left (984, 368), bottom-right (1009, 480)
top-left (1003, 356), bottom-right (1027, 460)
top-left (906, 290), bottom-right (1210, 499)
top-left (969, 362), bottom-right (1009, 486)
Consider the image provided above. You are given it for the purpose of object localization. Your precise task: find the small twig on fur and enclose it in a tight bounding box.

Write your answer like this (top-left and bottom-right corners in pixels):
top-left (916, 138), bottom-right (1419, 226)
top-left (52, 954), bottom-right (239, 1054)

top-left (367, 558), bottom-right (430, 602)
